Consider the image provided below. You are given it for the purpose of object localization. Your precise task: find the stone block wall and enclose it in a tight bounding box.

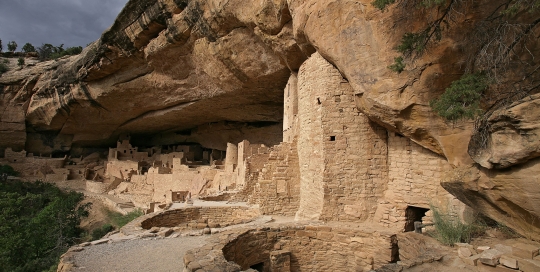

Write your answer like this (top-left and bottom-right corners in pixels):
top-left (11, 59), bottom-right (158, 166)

top-left (374, 133), bottom-right (463, 229)
top-left (249, 141), bottom-right (300, 216)
top-left (185, 223), bottom-right (396, 272)
top-left (295, 53), bottom-right (388, 222)
top-left (4, 148), bottom-right (26, 163)
top-left (106, 160), bottom-right (140, 180)
top-left (229, 149), bottom-right (271, 202)
top-left (137, 206), bottom-right (261, 230)
top-left (283, 74), bottom-right (298, 143)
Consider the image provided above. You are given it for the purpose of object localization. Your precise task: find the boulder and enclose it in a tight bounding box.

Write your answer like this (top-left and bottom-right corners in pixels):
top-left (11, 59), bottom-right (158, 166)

top-left (469, 93), bottom-right (540, 169)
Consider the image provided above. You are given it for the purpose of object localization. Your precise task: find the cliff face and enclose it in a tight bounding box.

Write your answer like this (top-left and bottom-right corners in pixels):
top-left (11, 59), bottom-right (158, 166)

top-left (1, 0), bottom-right (540, 238)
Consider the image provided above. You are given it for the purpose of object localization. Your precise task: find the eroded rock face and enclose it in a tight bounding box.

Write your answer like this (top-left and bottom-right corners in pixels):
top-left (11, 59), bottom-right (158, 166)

top-left (469, 93), bottom-right (540, 169)
top-left (0, 0), bottom-right (540, 238)
top-left (442, 162), bottom-right (540, 240)
top-left (1, 0), bottom-right (305, 152)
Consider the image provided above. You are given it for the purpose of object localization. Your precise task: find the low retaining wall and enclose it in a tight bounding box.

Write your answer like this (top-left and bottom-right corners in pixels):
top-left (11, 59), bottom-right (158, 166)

top-left (184, 223), bottom-right (398, 272)
top-left (121, 206), bottom-right (261, 235)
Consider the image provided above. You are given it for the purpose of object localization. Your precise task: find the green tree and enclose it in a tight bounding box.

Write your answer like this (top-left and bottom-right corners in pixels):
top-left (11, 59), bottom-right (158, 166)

top-left (0, 39), bottom-right (3, 53)
top-left (22, 43), bottom-right (35, 53)
top-left (17, 57), bottom-right (24, 68)
top-left (7, 41), bottom-right (17, 53)
top-left (0, 180), bottom-right (89, 272)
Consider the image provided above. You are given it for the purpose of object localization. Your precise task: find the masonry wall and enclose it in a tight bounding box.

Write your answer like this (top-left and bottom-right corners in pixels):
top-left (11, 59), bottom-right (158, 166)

top-left (217, 225), bottom-right (394, 272)
top-left (139, 206), bottom-right (261, 230)
top-left (283, 74), bottom-right (298, 143)
top-left (295, 53), bottom-right (388, 222)
top-left (106, 160), bottom-right (140, 180)
top-left (374, 133), bottom-right (464, 229)
top-left (294, 55), bottom-right (326, 220)
top-left (249, 141), bottom-right (300, 216)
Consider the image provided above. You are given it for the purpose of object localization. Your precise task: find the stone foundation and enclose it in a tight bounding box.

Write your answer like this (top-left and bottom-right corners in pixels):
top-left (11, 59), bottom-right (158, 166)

top-left (122, 206), bottom-right (261, 235)
top-left (183, 223), bottom-right (397, 272)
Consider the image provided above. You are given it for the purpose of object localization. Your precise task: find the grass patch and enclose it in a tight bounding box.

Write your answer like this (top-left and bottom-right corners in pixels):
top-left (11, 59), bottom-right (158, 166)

top-left (429, 205), bottom-right (485, 246)
top-left (106, 208), bottom-right (144, 229)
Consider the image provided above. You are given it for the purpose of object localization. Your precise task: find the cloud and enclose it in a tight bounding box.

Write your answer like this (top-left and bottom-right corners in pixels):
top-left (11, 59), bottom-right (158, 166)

top-left (0, 0), bottom-right (128, 49)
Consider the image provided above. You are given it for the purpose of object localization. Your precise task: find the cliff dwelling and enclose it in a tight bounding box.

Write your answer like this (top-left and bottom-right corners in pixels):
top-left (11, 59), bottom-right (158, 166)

top-left (1, 0), bottom-right (540, 271)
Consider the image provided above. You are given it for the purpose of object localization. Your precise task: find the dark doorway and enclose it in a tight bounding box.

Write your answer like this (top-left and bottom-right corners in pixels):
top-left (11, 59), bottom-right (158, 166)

top-left (250, 262), bottom-right (265, 272)
top-left (404, 206), bottom-right (429, 232)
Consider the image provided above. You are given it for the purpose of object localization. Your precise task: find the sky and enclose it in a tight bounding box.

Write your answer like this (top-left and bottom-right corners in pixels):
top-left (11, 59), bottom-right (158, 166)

top-left (0, 0), bottom-right (129, 50)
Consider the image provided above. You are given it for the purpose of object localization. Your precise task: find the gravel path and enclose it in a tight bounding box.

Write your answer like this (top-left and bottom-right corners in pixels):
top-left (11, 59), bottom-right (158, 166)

top-left (73, 236), bottom-right (207, 272)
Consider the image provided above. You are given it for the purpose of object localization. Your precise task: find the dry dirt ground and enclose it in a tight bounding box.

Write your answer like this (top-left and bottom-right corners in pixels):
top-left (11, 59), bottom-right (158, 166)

top-left (72, 236), bottom-right (207, 272)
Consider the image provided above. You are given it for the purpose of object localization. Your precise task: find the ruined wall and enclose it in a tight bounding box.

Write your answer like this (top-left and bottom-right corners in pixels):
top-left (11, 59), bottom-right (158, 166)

top-left (283, 74), bottom-right (299, 143)
top-left (249, 141), bottom-right (300, 216)
top-left (374, 133), bottom-right (465, 229)
top-left (106, 160), bottom-right (140, 180)
top-left (229, 144), bottom-right (272, 202)
top-left (4, 148), bottom-right (26, 163)
top-left (295, 53), bottom-right (388, 222)
top-left (139, 206), bottom-right (261, 230)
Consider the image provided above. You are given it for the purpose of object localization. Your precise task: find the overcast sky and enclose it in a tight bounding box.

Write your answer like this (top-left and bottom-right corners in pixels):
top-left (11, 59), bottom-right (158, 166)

top-left (0, 0), bottom-right (129, 50)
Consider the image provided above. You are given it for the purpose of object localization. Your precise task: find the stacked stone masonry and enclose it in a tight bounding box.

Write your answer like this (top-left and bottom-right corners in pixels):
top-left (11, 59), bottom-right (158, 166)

top-left (144, 207), bottom-right (259, 229)
top-left (249, 141), bottom-right (300, 216)
top-left (184, 223), bottom-right (396, 272)
top-left (121, 206), bottom-right (261, 236)
top-left (292, 53), bottom-right (465, 228)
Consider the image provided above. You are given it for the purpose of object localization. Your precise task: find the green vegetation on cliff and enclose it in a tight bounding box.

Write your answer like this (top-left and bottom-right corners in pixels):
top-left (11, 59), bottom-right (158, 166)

top-left (0, 177), bottom-right (89, 272)
top-left (374, 0), bottom-right (540, 121)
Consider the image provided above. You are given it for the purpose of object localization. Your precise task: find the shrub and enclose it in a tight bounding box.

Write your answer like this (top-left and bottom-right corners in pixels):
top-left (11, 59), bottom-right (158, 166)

top-left (430, 73), bottom-right (488, 121)
top-left (107, 209), bottom-right (144, 228)
top-left (372, 0), bottom-right (396, 10)
top-left (429, 205), bottom-right (483, 246)
top-left (37, 44), bottom-right (83, 61)
top-left (388, 56), bottom-right (405, 73)
top-left (0, 164), bottom-right (18, 177)
top-left (0, 62), bottom-right (8, 75)
top-left (91, 224), bottom-right (114, 240)
top-left (17, 57), bottom-right (24, 68)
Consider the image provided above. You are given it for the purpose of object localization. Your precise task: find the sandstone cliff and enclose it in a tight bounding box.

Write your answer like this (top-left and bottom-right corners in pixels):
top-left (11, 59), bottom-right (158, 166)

top-left (1, 0), bottom-right (540, 239)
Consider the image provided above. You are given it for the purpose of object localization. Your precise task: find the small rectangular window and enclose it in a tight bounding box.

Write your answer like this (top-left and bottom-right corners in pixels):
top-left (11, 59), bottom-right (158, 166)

top-left (330, 136), bottom-right (336, 141)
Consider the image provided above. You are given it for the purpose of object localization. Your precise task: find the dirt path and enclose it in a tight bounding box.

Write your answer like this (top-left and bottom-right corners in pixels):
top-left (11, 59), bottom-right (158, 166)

top-left (73, 236), bottom-right (208, 272)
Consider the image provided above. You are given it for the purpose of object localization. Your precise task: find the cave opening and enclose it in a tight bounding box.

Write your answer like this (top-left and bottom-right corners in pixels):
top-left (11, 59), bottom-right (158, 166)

top-left (404, 206), bottom-right (429, 232)
top-left (250, 262), bottom-right (265, 272)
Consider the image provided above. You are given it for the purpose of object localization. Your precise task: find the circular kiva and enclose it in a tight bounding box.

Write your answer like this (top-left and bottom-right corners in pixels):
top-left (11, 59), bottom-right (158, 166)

top-left (183, 223), bottom-right (398, 272)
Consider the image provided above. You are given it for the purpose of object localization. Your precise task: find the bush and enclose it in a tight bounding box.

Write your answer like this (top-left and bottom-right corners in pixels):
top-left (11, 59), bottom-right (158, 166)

top-left (17, 57), bottom-right (24, 68)
top-left (388, 56), bottom-right (405, 73)
top-left (372, 0), bottom-right (396, 10)
top-left (0, 180), bottom-right (89, 272)
top-left (107, 209), bottom-right (144, 228)
top-left (430, 73), bottom-right (488, 121)
top-left (0, 62), bottom-right (8, 75)
top-left (91, 224), bottom-right (114, 240)
top-left (429, 205), bottom-right (483, 246)
top-left (0, 164), bottom-right (18, 177)
top-left (37, 44), bottom-right (83, 61)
